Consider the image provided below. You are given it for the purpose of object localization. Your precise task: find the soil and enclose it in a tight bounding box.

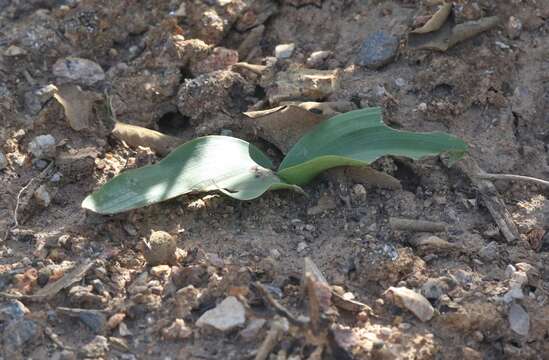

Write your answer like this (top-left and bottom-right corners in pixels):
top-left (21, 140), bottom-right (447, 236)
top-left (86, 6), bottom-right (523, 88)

top-left (1, 0), bottom-right (549, 359)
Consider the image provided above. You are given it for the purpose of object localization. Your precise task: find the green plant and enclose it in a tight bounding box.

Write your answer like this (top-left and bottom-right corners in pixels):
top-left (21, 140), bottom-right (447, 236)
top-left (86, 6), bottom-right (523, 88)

top-left (82, 108), bottom-right (467, 214)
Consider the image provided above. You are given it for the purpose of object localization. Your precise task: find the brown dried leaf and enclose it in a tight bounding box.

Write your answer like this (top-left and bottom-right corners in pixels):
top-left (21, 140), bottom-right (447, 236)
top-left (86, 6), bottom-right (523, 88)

top-left (244, 105), bottom-right (326, 154)
top-left (411, 3), bottom-right (452, 34)
top-left (54, 85), bottom-right (98, 131)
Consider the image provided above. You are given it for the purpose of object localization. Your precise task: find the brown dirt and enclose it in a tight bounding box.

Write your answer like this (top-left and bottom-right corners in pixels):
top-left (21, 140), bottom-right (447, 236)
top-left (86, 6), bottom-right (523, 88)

top-left (1, 0), bottom-right (549, 359)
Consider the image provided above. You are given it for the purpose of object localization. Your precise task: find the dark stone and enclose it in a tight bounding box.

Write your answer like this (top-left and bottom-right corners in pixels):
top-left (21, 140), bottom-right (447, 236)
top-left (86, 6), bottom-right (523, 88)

top-left (357, 31), bottom-right (399, 69)
top-left (3, 319), bottom-right (41, 355)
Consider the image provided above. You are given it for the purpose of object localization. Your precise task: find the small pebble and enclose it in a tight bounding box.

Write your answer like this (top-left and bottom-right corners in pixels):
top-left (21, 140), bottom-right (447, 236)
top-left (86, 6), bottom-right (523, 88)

top-left (4, 45), bottom-right (27, 57)
top-left (357, 31), bottom-right (399, 69)
top-left (0, 151), bottom-right (7, 170)
top-left (28, 134), bottom-right (56, 159)
top-left (162, 319), bottom-right (192, 340)
top-left (306, 50), bottom-right (332, 67)
top-left (34, 185), bottom-right (52, 207)
top-left (79, 335), bottom-right (109, 358)
top-left (508, 303), bottom-right (529, 336)
top-left (506, 16), bottom-right (522, 39)
top-left (275, 43), bottom-right (295, 59)
top-left (53, 57), bottom-right (105, 85)
top-left (196, 296), bottom-right (246, 332)
top-left (297, 242), bottom-right (308, 253)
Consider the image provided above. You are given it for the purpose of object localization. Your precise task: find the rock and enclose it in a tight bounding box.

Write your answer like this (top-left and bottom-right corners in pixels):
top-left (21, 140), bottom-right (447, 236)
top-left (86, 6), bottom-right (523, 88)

top-left (239, 318), bottom-right (266, 340)
top-left (150, 264), bottom-right (171, 278)
top-left (285, 0), bottom-right (322, 6)
top-left (357, 32), bottom-right (399, 69)
top-left (462, 346), bottom-right (482, 360)
top-left (177, 70), bottom-right (252, 127)
top-left (110, 66), bottom-right (181, 127)
top-left (453, 1), bottom-right (483, 23)
top-left (107, 313), bottom-right (126, 330)
top-left (53, 57), bottom-right (105, 86)
top-left (57, 307), bottom-right (107, 334)
top-left (28, 134), bottom-right (56, 159)
top-left (0, 300), bottom-right (30, 322)
top-left (508, 303), bottom-right (529, 336)
top-left (175, 285), bottom-right (202, 318)
top-left (479, 241), bottom-right (498, 261)
top-left (144, 231), bottom-right (177, 266)
top-left (351, 184), bottom-right (367, 203)
top-left (297, 242), bottom-right (308, 253)
top-left (385, 287), bottom-right (434, 322)
top-left (24, 84), bottom-right (59, 114)
top-left (162, 319), bottom-right (192, 340)
top-left (4, 45), bottom-right (27, 57)
top-left (34, 185), bottom-right (52, 207)
top-left (307, 193), bottom-right (337, 216)
top-left (306, 50), bottom-right (332, 68)
top-left (421, 277), bottom-right (451, 300)
top-left (196, 296), bottom-right (246, 331)
top-left (79, 335), bottom-right (109, 358)
top-left (190, 47), bottom-right (238, 76)
top-left (506, 16), bottom-right (522, 39)
top-left (0, 151), bottom-right (7, 170)
top-left (275, 43), bottom-right (295, 59)
top-left (3, 319), bottom-right (41, 356)
top-left (264, 66), bottom-right (340, 104)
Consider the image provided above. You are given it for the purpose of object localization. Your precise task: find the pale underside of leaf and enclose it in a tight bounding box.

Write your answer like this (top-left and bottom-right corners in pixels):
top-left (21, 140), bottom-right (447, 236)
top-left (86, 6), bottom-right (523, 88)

top-left (82, 136), bottom-right (300, 214)
top-left (277, 107), bottom-right (468, 185)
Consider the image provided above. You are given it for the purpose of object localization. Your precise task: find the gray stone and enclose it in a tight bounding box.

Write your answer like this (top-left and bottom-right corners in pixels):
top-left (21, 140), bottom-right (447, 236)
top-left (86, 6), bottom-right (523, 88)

top-left (196, 296), bottom-right (246, 331)
top-left (53, 57), bottom-right (105, 86)
top-left (79, 335), bottom-right (109, 358)
top-left (57, 307), bottom-right (107, 334)
top-left (3, 319), bottom-right (41, 355)
top-left (34, 185), bottom-right (52, 207)
top-left (0, 300), bottom-right (30, 322)
top-left (357, 32), bottom-right (399, 69)
top-left (275, 43), bottom-right (295, 59)
top-left (0, 151), bottom-right (7, 170)
top-left (28, 134), bottom-right (56, 159)
top-left (479, 241), bottom-right (498, 261)
top-left (509, 303), bottom-right (529, 336)
top-left (421, 278), bottom-right (450, 300)
top-left (306, 50), bottom-right (332, 67)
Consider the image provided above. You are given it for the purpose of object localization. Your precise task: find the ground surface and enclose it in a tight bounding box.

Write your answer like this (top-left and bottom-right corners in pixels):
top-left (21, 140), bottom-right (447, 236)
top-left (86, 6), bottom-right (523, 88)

top-left (0, 0), bottom-right (549, 359)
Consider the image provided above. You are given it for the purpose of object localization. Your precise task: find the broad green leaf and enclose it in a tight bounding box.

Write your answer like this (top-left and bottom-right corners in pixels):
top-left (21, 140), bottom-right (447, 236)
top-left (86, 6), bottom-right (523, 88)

top-left (82, 136), bottom-right (301, 214)
top-left (277, 107), bottom-right (468, 185)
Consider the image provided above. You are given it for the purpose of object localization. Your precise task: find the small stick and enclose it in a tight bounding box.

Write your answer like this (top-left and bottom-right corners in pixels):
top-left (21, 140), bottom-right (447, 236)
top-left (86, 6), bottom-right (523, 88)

top-left (254, 317), bottom-right (289, 360)
top-left (3, 162), bottom-right (55, 241)
top-left (389, 217), bottom-right (448, 232)
top-left (475, 173), bottom-right (549, 188)
top-left (254, 282), bottom-right (309, 328)
top-left (457, 157), bottom-right (519, 243)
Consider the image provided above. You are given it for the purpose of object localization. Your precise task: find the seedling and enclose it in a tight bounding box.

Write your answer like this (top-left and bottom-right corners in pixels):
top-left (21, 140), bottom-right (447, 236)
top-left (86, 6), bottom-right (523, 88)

top-left (82, 108), bottom-right (467, 214)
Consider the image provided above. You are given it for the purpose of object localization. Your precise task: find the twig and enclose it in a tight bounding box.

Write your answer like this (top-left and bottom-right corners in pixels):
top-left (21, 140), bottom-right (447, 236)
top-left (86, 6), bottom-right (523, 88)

top-left (457, 157), bottom-right (519, 243)
top-left (475, 173), bottom-right (549, 188)
top-left (254, 282), bottom-right (309, 328)
top-left (3, 162), bottom-right (54, 241)
top-left (389, 217), bottom-right (448, 233)
top-left (254, 317), bottom-right (289, 360)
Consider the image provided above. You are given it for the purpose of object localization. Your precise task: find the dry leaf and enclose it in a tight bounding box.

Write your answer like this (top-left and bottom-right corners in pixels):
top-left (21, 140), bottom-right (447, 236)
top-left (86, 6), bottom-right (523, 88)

top-left (244, 105), bottom-right (326, 154)
top-left (411, 3), bottom-right (452, 34)
top-left (54, 85), bottom-right (98, 131)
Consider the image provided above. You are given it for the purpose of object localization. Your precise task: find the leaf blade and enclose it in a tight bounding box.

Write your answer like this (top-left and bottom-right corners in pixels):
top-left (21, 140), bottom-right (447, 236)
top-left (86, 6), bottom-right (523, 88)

top-left (82, 136), bottom-right (298, 214)
top-left (278, 108), bottom-right (467, 185)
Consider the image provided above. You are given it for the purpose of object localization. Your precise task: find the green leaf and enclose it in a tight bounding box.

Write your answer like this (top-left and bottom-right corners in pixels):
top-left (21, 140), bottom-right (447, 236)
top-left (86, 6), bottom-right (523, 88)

top-left (82, 136), bottom-right (301, 214)
top-left (277, 107), bottom-right (468, 185)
